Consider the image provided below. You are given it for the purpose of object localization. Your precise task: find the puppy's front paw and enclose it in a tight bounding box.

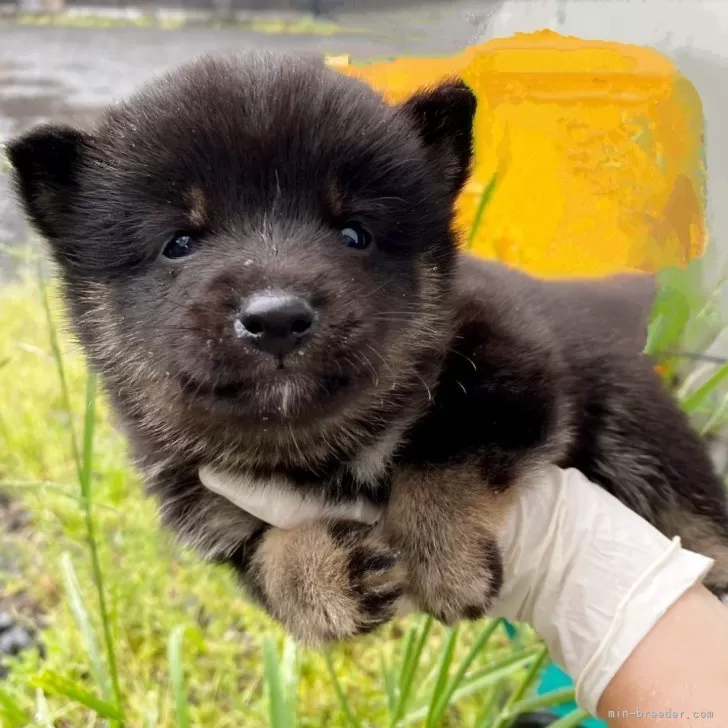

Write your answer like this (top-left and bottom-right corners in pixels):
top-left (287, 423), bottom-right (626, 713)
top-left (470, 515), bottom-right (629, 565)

top-left (252, 520), bottom-right (405, 646)
top-left (384, 466), bottom-right (509, 626)
top-left (408, 536), bottom-right (504, 624)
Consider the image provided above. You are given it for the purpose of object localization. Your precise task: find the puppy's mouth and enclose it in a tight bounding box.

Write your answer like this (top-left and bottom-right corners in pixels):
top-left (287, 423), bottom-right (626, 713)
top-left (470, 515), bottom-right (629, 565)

top-left (178, 369), bottom-right (356, 420)
top-left (179, 374), bottom-right (246, 400)
top-left (179, 355), bottom-right (298, 400)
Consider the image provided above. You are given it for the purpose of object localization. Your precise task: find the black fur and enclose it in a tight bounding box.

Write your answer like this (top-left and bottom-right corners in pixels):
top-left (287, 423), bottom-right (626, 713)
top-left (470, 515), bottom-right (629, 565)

top-left (8, 52), bottom-right (728, 643)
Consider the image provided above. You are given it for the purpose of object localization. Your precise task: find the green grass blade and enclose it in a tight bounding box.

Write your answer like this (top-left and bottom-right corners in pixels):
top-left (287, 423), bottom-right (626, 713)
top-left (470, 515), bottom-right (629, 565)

top-left (325, 651), bottom-right (363, 728)
top-left (410, 651), bottom-right (452, 706)
top-left (454, 645), bottom-right (544, 690)
top-left (401, 648), bottom-right (540, 727)
top-left (279, 635), bottom-right (299, 725)
top-left (396, 623), bottom-right (417, 685)
top-left (32, 670), bottom-right (123, 720)
top-left (679, 362), bottom-right (728, 414)
top-left (38, 270), bottom-right (82, 476)
top-left (0, 686), bottom-right (31, 727)
top-left (390, 620), bottom-right (417, 713)
top-left (2, 479), bottom-right (120, 512)
top-left (438, 656), bottom-right (538, 709)
top-left (700, 390), bottom-right (728, 436)
top-left (402, 671), bottom-right (516, 726)
top-left (643, 312), bottom-right (671, 356)
top-left (78, 373), bottom-right (125, 722)
top-left (60, 552), bottom-right (112, 703)
top-left (425, 625), bottom-right (460, 728)
top-left (79, 373), bottom-right (96, 491)
top-left (472, 685), bottom-right (499, 728)
top-left (467, 173), bottom-right (498, 248)
top-left (40, 268), bottom-right (125, 723)
top-left (428, 618), bottom-right (502, 726)
top-left (380, 648), bottom-right (398, 715)
top-left (168, 625), bottom-right (195, 728)
top-left (143, 695), bottom-right (160, 728)
top-left (34, 688), bottom-right (54, 728)
top-left (263, 636), bottom-right (294, 728)
top-left (549, 709), bottom-right (592, 727)
top-left (505, 687), bottom-right (576, 718)
top-left (491, 645), bottom-right (549, 728)
top-left (644, 263), bottom-right (703, 356)
top-left (390, 616), bottom-right (433, 727)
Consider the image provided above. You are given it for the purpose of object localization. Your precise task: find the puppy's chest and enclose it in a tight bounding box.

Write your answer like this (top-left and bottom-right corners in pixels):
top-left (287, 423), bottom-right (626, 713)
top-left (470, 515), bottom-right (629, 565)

top-left (255, 410), bottom-right (487, 505)
top-left (205, 382), bottom-right (535, 520)
top-left (202, 405), bottom-right (518, 529)
top-left (208, 431), bottom-right (404, 517)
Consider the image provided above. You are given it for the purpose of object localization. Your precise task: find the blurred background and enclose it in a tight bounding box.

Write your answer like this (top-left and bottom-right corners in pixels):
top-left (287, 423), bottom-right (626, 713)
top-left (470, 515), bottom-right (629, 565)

top-left (0, 0), bottom-right (501, 282)
top-left (4, 0), bottom-right (728, 281)
top-left (1, 1), bottom-right (728, 727)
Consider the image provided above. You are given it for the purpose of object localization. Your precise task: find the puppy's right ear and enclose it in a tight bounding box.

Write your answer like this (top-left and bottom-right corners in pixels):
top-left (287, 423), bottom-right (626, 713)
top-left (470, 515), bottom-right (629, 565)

top-left (7, 124), bottom-right (92, 241)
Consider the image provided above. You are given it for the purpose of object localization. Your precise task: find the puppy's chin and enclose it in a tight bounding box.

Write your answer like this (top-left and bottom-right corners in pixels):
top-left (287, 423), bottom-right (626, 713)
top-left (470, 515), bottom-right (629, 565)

top-left (178, 367), bottom-right (363, 427)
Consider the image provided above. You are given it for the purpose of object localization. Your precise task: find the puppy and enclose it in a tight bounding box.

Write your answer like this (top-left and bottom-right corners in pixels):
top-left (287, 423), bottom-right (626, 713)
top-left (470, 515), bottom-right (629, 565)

top-left (9, 52), bottom-right (728, 645)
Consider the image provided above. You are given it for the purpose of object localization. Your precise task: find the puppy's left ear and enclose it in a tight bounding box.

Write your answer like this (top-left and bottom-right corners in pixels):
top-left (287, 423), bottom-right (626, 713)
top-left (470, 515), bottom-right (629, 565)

top-left (399, 79), bottom-right (477, 199)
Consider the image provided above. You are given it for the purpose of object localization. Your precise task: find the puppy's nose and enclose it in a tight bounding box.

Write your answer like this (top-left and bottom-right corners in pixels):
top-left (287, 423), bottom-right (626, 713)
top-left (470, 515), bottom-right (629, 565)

top-left (238, 293), bottom-right (315, 357)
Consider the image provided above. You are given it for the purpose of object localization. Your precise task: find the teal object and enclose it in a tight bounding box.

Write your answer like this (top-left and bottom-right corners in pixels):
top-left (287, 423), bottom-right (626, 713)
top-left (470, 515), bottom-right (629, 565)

top-left (503, 621), bottom-right (607, 728)
top-left (537, 663), bottom-right (606, 727)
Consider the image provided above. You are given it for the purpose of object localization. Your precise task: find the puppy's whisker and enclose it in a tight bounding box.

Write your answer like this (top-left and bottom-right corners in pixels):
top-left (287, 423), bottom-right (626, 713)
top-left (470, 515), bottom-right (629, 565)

top-left (449, 348), bottom-right (478, 372)
top-left (350, 351), bottom-right (379, 387)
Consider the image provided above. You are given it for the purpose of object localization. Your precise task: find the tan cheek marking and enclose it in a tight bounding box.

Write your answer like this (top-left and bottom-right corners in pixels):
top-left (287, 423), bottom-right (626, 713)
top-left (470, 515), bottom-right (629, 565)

top-left (185, 186), bottom-right (208, 228)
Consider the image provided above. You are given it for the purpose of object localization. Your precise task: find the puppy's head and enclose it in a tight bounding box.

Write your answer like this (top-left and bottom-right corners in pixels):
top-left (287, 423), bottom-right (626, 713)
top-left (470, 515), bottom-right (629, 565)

top-left (8, 53), bottom-right (476, 460)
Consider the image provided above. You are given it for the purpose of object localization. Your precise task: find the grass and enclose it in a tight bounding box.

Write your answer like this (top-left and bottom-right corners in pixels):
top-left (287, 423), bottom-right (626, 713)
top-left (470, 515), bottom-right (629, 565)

top-left (11, 12), bottom-right (362, 36)
top-left (1, 197), bottom-right (727, 725)
top-left (0, 259), bottom-right (579, 725)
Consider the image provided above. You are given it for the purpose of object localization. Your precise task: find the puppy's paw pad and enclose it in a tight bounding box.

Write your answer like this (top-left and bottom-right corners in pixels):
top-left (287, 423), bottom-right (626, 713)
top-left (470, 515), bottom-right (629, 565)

top-left (328, 521), bottom-right (406, 633)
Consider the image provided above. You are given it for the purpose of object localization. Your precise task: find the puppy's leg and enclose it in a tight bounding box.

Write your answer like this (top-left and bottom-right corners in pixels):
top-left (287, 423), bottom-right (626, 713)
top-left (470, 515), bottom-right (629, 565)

top-left (383, 465), bottom-right (516, 624)
top-left (658, 504), bottom-right (728, 599)
top-left (150, 466), bottom-right (404, 645)
top-left (572, 358), bottom-right (728, 601)
top-left (247, 520), bottom-right (406, 645)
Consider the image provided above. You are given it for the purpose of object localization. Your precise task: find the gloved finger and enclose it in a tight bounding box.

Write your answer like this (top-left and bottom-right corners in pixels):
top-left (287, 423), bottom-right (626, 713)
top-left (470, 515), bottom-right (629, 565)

top-left (199, 465), bottom-right (383, 529)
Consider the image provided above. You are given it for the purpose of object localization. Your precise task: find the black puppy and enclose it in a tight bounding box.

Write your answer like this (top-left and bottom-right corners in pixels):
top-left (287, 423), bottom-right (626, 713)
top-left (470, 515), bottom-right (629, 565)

top-left (9, 52), bottom-right (728, 644)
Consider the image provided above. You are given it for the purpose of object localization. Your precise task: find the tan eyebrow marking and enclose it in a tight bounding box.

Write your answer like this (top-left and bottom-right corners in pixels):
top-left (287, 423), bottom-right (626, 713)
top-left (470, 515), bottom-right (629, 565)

top-left (328, 178), bottom-right (344, 218)
top-left (185, 186), bottom-right (208, 228)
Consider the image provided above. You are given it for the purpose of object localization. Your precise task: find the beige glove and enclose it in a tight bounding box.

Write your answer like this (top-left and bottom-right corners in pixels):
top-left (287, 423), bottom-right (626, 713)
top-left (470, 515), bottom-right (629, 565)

top-left (488, 465), bottom-right (714, 715)
top-left (199, 464), bottom-right (714, 716)
top-left (199, 466), bottom-right (381, 527)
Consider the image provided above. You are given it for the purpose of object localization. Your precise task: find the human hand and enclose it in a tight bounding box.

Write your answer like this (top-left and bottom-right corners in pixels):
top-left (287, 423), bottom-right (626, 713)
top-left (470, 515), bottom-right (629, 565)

top-left (487, 466), bottom-right (713, 715)
top-left (199, 464), bottom-right (714, 715)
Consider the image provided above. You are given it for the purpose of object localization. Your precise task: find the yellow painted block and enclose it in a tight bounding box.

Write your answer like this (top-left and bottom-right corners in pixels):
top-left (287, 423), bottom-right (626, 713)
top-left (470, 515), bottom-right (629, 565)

top-left (329, 31), bottom-right (706, 279)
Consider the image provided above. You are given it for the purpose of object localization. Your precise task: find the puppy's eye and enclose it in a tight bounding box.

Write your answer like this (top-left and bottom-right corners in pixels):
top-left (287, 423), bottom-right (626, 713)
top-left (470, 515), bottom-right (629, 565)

top-left (340, 223), bottom-right (372, 250)
top-left (162, 233), bottom-right (196, 260)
